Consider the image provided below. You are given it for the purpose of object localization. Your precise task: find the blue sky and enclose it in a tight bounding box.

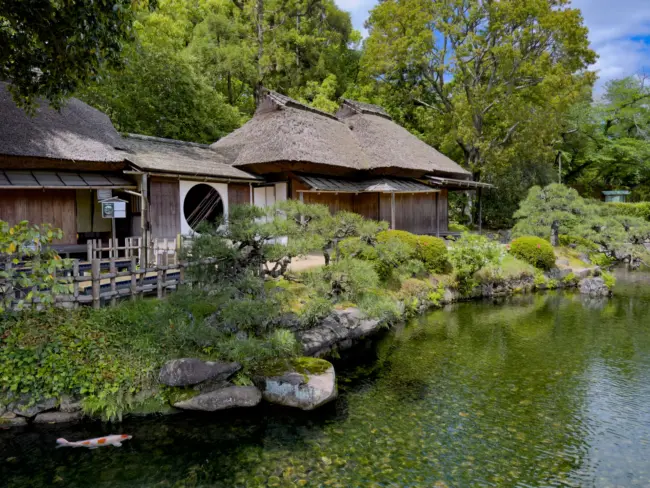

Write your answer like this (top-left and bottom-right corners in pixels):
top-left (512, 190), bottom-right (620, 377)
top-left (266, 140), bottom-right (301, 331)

top-left (335, 0), bottom-right (650, 93)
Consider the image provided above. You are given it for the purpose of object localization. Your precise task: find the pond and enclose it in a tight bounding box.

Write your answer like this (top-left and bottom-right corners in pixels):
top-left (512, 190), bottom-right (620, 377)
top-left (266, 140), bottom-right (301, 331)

top-left (3, 269), bottom-right (650, 487)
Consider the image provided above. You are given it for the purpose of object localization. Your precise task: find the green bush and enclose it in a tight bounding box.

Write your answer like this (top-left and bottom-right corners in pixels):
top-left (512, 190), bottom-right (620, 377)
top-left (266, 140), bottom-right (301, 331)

top-left (337, 236), bottom-right (378, 260)
top-left (376, 230), bottom-right (419, 251)
top-left (358, 291), bottom-right (402, 324)
top-left (448, 222), bottom-right (470, 232)
top-left (601, 271), bottom-right (616, 290)
top-left (558, 234), bottom-right (599, 251)
top-left (604, 202), bottom-right (650, 221)
top-left (373, 237), bottom-right (414, 280)
top-left (509, 236), bottom-right (556, 270)
top-left (448, 233), bottom-right (504, 292)
top-left (590, 252), bottom-right (614, 268)
top-left (414, 236), bottom-right (448, 273)
top-left (305, 258), bottom-right (379, 303)
top-left (299, 297), bottom-right (333, 328)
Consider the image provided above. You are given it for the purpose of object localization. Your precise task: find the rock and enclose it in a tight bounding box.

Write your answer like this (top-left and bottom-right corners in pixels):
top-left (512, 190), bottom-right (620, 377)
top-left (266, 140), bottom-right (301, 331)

top-left (261, 358), bottom-right (337, 411)
top-left (579, 277), bottom-right (611, 297)
top-left (173, 386), bottom-right (261, 411)
top-left (545, 268), bottom-right (571, 281)
top-left (33, 411), bottom-right (83, 424)
top-left (573, 268), bottom-right (592, 280)
top-left (0, 412), bottom-right (28, 427)
top-left (159, 359), bottom-right (241, 387)
top-left (59, 395), bottom-right (82, 413)
top-left (556, 258), bottom-right (570, 266)
top-left (578, 253), bottom-right (592, 265)
top-left (8, 396), bottom-right (57, 418)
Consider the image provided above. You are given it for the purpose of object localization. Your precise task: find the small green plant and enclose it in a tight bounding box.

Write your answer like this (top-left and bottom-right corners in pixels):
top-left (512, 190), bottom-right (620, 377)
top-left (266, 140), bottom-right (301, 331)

top-left (601, 271), bottom-right (616, 290)
top-left (357, 291), bottom-right (402, 324)
top-left (299, 297), bottom-right (333, 328)
top-left (448, 222), bottom-right (470, 232)
top-left (590, 253), bottom-right (614, 268)
top-left (509, 236), bottom-right (556, 270)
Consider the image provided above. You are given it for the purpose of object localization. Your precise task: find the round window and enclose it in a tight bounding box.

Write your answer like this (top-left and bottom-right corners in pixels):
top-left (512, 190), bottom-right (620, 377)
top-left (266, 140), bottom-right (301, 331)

top-left (183, 184), bottom-right (224, 231)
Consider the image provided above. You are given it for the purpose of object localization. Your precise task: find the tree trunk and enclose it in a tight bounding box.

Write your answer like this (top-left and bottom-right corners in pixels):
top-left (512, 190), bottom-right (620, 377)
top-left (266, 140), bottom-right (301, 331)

top-left (550, 220), bottom-right (560, 247)
top-left (254, 0), bottom-right (264, 106)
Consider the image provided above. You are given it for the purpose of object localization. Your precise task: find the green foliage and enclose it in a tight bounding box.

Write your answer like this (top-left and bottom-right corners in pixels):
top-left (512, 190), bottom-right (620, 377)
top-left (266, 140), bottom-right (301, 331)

top-left (0, 0), bottom-right (139, 108)
top-left (299, 297), bottom-right (333, 329)
top-left (509, 237), bottom-right (556, 271)
top-left (601, 271), bottom-right (616, 290)
top-left (605, 202), bottom-right (650, 221)
top-left (305, 257), bottom-right (379, 303)
top-left (589, 253), bottom-right (614, 268)
top-left (448, 233), bottom-right (504, 293)
top-left (376, 230), bottom-right (419, 250)
top-left (475, 255), bottom-right (535, 285)
top-left (357, 291), bottom-right (402, 325)
top-left (337, 237), bottom-right (378, 261)
top-left (448, 222), bottom-right (470, 233)
top-left (558, 234), bottom-right (599, 252)
top-left (0, 221), bottom-right (72, 313)
top-left (414, 236), bottom-right (448, 273)
top-left (373, 238), bottom-right (414, 280)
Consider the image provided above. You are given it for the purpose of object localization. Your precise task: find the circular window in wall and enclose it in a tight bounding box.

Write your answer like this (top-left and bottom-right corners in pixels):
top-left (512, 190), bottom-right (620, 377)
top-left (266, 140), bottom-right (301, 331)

top-left (183, 184), bottom-right (224, 231)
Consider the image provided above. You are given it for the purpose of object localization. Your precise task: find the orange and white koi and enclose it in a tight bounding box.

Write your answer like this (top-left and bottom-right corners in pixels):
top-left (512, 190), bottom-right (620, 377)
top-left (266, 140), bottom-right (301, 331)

top-left (56, 434), bottom-right (132, 448)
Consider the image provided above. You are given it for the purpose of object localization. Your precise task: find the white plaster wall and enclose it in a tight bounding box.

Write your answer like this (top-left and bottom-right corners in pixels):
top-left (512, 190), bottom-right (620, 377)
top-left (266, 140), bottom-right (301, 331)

top-left (179, 180), bottom-right (229, 235)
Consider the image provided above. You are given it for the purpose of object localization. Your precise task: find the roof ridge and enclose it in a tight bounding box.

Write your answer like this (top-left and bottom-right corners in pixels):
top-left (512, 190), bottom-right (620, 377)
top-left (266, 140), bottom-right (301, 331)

top-left (262, 88), bottom-right (340, 121)
top-left (125, 133), bottom-right (212, 149)
top-left (339, 98), bottom-right (392, 120)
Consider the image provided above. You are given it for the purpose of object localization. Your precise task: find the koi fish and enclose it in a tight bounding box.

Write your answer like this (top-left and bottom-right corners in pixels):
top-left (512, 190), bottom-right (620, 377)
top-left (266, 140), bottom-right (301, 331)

top-left (56, 434), bottom-right (132, 449)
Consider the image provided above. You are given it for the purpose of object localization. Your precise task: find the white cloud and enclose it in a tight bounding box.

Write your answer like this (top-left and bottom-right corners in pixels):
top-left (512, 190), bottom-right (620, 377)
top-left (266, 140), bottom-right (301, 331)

top-left (569, 0), bottom-right (650, 92)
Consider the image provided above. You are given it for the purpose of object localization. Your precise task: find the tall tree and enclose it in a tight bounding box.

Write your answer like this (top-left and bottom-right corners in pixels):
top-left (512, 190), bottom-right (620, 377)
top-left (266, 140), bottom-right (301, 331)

top-left (0, 0), bottom-right (142, 108)
top-left (360, 0), bottom-right (596, 181)
top-left (561, 75), bottom-right (650, 196)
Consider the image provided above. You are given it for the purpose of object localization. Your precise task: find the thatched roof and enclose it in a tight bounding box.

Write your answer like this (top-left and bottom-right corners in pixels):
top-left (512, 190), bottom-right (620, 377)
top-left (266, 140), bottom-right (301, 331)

top-left (123, 134), bottom-right (260, 180)
top-left (211, 90), bottom-right (369, 172)
top-left (0, 82), bottom-right (125, 163)
top-left (212, 90), bottom-right (469, 178)
top-left (339, 111), bottom-right (469, 176)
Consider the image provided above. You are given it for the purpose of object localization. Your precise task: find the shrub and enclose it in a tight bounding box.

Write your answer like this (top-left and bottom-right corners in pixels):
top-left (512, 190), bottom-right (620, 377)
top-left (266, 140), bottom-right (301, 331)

top-left (448, 222), bottom-right (470, 232)
top-left (306, 258), bottom-right (379, 303)
top-left (395, 259), bottom-right (428, 280)
top-left (337, 237), bottom-right (378, 260)
top-left (299, 297), bottom-right (333, 328)
top-left (590, 252), bottom-right (614, 268)
top-left (448, 233), bottom-right (504, 293)
top-left (358, 291), bottom-right (402, 324)
top-left (376, 230), bottom-right (419, 251)
top-left (374, 237), bottom-right (414, 280)
top-left (509, 236), bottom-right (556, 270)
top-left (558, 234), bottom-right (599, 251)
top-left (475, 255), bottom-right (535, 284)
top-left (414, 236), bottom-right (448, 273)
top-left (604, 202), bottom-right (650, 221)
top-left (601, 271), bottom-right (616, 290)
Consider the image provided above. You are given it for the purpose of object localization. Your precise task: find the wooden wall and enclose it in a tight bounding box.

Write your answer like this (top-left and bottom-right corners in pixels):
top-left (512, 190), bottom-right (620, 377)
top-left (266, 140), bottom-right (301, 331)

top-left (149, 177), bottom-right (180, 238)
top-left (228, 183), bottom-right (251, 207)
top-left (0, 190), bottom-right (77, 244)
top-left (288, 176), bottom-right (449, 235)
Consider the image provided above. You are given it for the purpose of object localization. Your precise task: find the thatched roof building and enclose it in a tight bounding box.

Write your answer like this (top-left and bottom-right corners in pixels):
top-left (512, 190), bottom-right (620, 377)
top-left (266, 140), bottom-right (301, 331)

top-left (123, 134), bottom-right (259, 181)
top-left (211, 89), bottom-right (470, 179)
top-left (0, 82), bottom-right (125, 168)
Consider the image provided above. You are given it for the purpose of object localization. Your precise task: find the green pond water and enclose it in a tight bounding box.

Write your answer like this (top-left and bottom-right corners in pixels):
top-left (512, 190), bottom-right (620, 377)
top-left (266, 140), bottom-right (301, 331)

top-left (3, 269), bottom-right (650, 487)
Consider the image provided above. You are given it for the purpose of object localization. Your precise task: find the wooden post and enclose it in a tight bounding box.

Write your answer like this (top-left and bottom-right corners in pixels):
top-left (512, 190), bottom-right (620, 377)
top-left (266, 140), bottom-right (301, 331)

top-left (86, 241), bottom-right (92, 262)
top-left (5, 259), bottom-right (13, 308)
top-left (162, 252), bottom-right (169, 297)
top-left (157, 259), bottom-right (164, 299)
top-left (179, 261), bottom-right (185, 286)
top-left (109, 258), bottom-right (117, 307)
top-left (390, 192), bottom-right (396, 230)
top-left (72, 260), bottom-right (79, 308)
top-left (435, 193), bottom-right (440, 237)
top-left (91, 259), bottom-right (101, 309)
top-left (130, 256), bottom-right (137, 301)
top-left (140, 173), bottom-right (149, 269)
top-left (478, 187), bottom-right (483, 234)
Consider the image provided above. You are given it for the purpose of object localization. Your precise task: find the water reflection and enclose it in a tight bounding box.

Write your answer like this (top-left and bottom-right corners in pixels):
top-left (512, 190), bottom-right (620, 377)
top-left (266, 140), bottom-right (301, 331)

top-left (3, 272), bottom-right (650, 487)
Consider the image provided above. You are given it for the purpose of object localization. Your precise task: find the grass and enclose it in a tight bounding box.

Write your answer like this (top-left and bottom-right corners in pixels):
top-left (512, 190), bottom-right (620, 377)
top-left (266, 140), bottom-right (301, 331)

top-left (554, 247), bottom-right (590, 268)
top-left (475, 255), bottom-right (535, 284)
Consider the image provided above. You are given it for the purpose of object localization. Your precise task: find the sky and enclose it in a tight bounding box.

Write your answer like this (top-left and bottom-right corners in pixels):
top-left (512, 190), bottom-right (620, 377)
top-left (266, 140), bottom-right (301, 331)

top-left (335, 0), bottom-right (650, 93)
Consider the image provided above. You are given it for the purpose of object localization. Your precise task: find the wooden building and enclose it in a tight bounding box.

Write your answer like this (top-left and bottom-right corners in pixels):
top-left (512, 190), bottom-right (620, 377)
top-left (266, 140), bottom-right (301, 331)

top-left (211, 91), bottom-right (489, 236)
top-left (1, 84), bottom-right (487, 253)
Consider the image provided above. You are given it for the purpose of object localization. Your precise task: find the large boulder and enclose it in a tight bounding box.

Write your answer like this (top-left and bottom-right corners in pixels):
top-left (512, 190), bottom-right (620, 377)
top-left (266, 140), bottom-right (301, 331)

top-left (260, 358), bottom-right (337, 411)
top-left (579, 277), bottom-right (611, 297)
top-left (159, 359), bottom-right (240, 387)
top-left (173, 386), bottom-right (261, 411)
top-left (7, 395), bottom-right (57, 418)
top-left (33, 411), bottom-right (83, 424)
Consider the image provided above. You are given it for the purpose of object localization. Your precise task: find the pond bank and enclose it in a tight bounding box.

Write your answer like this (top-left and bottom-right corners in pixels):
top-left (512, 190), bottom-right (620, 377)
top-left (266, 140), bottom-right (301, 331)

top-left (1, 263), bottom-right (608, 429)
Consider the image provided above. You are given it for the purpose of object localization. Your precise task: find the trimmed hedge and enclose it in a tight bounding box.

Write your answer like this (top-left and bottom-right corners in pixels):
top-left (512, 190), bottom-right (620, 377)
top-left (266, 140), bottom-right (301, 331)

top-left (509, 236), bottom-right (556, 270)
top-left (415, 236), bottom-right (448, 273)
top-left (604, 202), bottom-right (650, 221)
top-left (376, 230), bottom-right (448, 273)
